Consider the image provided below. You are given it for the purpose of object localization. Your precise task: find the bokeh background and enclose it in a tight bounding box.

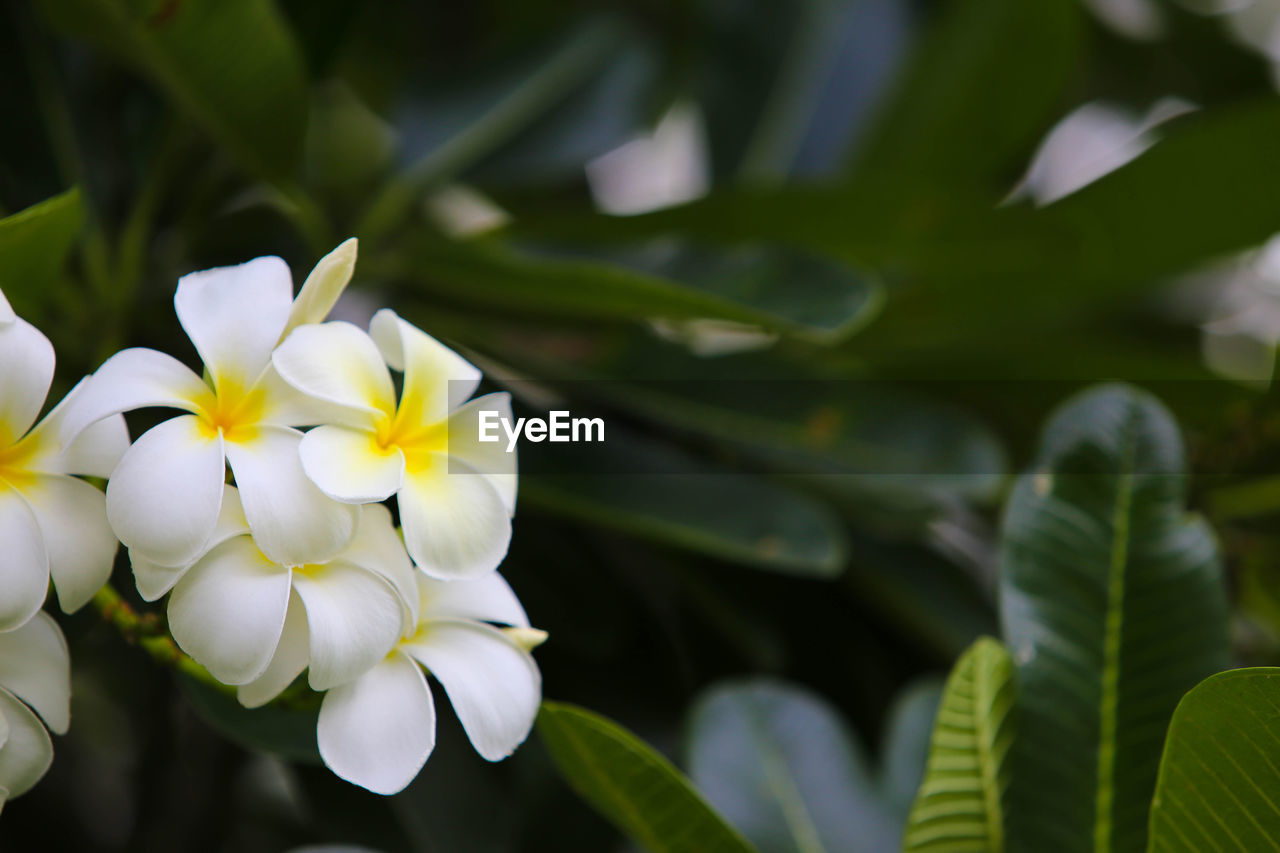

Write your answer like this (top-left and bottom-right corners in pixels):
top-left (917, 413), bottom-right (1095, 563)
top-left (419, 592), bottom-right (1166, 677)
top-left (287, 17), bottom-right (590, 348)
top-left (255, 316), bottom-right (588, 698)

top-left (5, 0), bottom-right (1280, 850)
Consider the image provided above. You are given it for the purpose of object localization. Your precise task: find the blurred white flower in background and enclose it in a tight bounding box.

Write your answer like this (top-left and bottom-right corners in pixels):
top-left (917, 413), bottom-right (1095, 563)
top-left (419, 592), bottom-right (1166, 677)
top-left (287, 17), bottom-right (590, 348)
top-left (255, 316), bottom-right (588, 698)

top-left (0, 613), bottom-right (71, 812)
top-left (586, 101), bottom-right (709, 216)
top-left (273, 312), bottom-right (516, 579)
top-left (0, 295), bottom-right (127, 630)
top-left (60, 242), bottom-right (364, 570)
top-left (1011, 97), bottom-right (1196, 206)
top-left (1082, 0), bottom-right (1167, 40)
top-left (317, 572), bottom-right (543, 795)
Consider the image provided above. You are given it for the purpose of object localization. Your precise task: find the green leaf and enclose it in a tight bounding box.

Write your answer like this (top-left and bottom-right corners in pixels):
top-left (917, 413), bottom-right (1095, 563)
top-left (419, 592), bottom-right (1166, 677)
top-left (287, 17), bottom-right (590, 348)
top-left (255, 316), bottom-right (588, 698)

top-left (903, 637), bottom-right (1016, 853)
top-left (880, 679), bottom-right (944, 820)
top-left (1147, 667), bottom-right (1280, 852)
top-left (180, 677), bottom-right (320, 764)
top-left (395, 237), bottom-right (879, 343)
top-left (686, 679), bottom-right (899, 853)
top-left (0, 188), bottom-right (82, 314)
top-left (537, 701), bottom-right (756, 853)
top-left (999, 384), bottom-right (1229, 853)
top-left (851, 0), bottom-right (1082, 189)
top-left (36, 0), bottom-right (309, 180)
top-left (521, 427), bottom-right (848, 577)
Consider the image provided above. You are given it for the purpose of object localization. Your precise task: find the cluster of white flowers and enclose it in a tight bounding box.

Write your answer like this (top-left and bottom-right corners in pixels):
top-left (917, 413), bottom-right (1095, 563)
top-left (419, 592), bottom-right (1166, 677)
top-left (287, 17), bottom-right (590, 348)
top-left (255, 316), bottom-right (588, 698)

top-left (0, 239), bottom-right (542, 802)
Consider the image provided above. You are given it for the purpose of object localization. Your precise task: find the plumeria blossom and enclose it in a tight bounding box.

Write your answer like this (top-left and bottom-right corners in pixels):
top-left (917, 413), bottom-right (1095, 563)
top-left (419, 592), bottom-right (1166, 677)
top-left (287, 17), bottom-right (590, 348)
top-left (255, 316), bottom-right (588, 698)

top-left (0, 297), bottom-right (128, 630)
top-left (0, 612), bottom-right (71, 812)
top-left (60, 241), bottom-right (366, 570)
top-left (317, 572), bottom-right (542, 795)
top-left (272, 310), bottom-right (516, 579)
top-left (148, 488), bottom-right (417, 697)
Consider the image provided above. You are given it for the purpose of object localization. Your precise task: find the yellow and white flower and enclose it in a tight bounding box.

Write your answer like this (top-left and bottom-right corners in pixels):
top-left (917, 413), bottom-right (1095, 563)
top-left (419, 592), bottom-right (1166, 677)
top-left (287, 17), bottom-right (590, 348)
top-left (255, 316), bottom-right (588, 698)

top-left (0, 612), bottom-right (71, 812)
top-left (146, 488), bottom-right (416, 695)
top-left (0, 302), bottom-right (128, 630)
top-left (317, 571), bottom-right (542, 795)
top-left (60, 241), bottom-right (364, 570)
top-left (272, 310), bottom-right (516, 579)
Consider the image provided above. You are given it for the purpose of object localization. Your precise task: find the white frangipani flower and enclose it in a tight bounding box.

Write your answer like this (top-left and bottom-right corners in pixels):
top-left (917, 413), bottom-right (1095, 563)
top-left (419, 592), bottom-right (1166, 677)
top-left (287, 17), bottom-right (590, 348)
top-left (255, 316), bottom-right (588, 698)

top-left (156, 489), bottom-right (416, 694)
top-left (272, 310), bottom-right (516, 579)
top-left (0, 301), bottom-right (128, 629)
top-left (59, 241), bottom-right (365, 570)
top-left (317, 572), bottom-right (542, 795)
top-left (0, 612), bottom-right (71, 812)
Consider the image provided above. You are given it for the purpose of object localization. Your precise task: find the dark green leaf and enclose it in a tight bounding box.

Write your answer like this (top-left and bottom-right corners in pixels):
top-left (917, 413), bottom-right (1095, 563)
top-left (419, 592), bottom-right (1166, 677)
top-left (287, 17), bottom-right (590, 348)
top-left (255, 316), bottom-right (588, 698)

top-left (180, 677), bottom-right (320, 764)
top-left (537, 701), bottom-right (756, 853)
top-left (1147, 667), bottom-right (1280, 852)
top-left (0, 188), bottom-right (82, 314)
top-left (686, 679), bottom-right (898, 853)
top-left (36, 0), bottom-right (309, 180)
top-left (999, 384), bottom-right (1229, 853)
top-left (903, 637), bottom-right (1016, 852)
top-left (880, 679), bottom-right (944, 820)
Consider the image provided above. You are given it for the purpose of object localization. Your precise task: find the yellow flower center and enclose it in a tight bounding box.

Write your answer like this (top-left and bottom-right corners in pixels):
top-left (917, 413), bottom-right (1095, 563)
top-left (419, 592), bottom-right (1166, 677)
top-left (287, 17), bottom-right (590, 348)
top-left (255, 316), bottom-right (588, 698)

top-left (0, 439), bottom-right (36, 490)
top-left (196, 379), bottom-right (266, 442)
top-left (375, 411), bottom-right (447, 473)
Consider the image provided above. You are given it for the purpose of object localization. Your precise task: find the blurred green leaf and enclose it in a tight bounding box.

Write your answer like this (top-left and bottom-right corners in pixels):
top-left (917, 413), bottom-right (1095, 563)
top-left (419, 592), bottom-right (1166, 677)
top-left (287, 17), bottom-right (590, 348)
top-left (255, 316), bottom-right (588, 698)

top-left (0, 187), bottom-right (82, 315)
top-left (853, 0), bottom-right (1082, 191)
top-left (521, 427), bottom-right (848, 578)
top-left (880, 679), bottom-right (944, 819)
top-left (1147, 667), bottom-right (1280, 852)
top-left (180, 677), bottom-right (320, 765)
top-left (686, 679), bottom-right (899, 853)
top-left (999, 384), bottom-right (1229, 853)
top-left (396, 237), bottom-right (878, 342)
top-left (903, 637), bottom-right (1016, 852)
top-left (36, 0), bottom-right (309, 180)
top-left (537, 701), bottom-right (756, 853)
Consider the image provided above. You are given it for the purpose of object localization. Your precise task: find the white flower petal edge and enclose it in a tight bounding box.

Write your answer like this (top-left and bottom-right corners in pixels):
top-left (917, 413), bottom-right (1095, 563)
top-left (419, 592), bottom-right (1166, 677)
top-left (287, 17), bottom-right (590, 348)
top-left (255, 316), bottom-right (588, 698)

top-left (223, 426), bottom-right (358, 566)
top-left (291, 562), bottom-right (403, 691)
top-left (19, 378), bottom-right (129, 478)
top-left (58, 348), bottom-right (211, 448)
top-left (23, 474), bottom-right (118, 613)
top-left (281, 238), bottom-right (357, 339)
top-left (0, 288), bottom-right (13, 324)
top-left (272, 321), bottom-right (396, 419)
top-left (106, 414), bottom-right (226, 568)
top-left (174, 256), bottom-right (292, 389)
top-left (168, 538), bottom-right (292, 685)
top-left (0, 688), bottom-right (53, 801)
top-left (298, 424), bottom-right (404, 504)
top-left (0, 487), bottom-right (50, 633)
top-left (317, 652), bottom-right (435, 796)
top-left (0, 613), bottom-right (70, 735)
top-left (130, 485), bottom-right (250, 601)
top-left (401, 620), bottom-right (540, 761)
top-left (239, 591), bottom-right (310, 709)
top-left (445, 393), bottom-right (517, 514)
top-left (398, 458), bottom-right (512, 579)
top-left (0, 317), bottom-right (54, 447)
top-left (418, 572), bottom-right (528, 627)
top-left (343, 503), bottom-right (419, 629)
top-left (369, 309), bottom-right (481, 424)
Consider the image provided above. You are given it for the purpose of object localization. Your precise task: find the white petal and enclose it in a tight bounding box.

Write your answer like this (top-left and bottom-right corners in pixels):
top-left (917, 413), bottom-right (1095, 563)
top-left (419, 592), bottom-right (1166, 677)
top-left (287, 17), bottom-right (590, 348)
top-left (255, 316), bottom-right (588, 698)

top-left (0, 288), bottom-right (12, 324)
top-left (255, 364), bottom-right (372, 429)
top-left (58, 348), bottom-right (211, 447)
top-left (238, 590), bottom-right (309, 708)
top-left (402, 620), bottom-right (539, 761)
top-left (168, 537), bottom-right (291, 684)
top-left (317, 652), bottom-right (435, 795)
top-left (446, 393), bottom-right (517, 514)
top-left (398, 460), bottom-right (511, 579)
top-left (273, 322), bottom-right (395, 419)
top-left (105, 415), bottom-right (225, 567)
top-left (416, 572), bottom-right (529, 628)
top-left (16, 378), bottom-right (129, 477)
top-left (298, 424), bottom-right (404, 504)
top-left (370, 310), bottom-right (481, 425)
top-left (174, 256), bottom-right (293, 389)
top-left (224, 425), bottom-right (358, 566)
top-left (0, 613), bottom-right (69, 734)
top-left (21, 474), bottom-right (116, 613)
top-left (130, 485), bottom-right (249, 599)
top-left (343, 503), bottom-right (419, 629)
top-left (0, 487), bottom-right (49, 632)
top-left (292, 562), bottom-right (403, 691)
top-left (0, 317), bottom-right (54, 445)
top-left (0, 687), bottom-right (53, 799)
top-left (282, 238), bottom-right (357, 336)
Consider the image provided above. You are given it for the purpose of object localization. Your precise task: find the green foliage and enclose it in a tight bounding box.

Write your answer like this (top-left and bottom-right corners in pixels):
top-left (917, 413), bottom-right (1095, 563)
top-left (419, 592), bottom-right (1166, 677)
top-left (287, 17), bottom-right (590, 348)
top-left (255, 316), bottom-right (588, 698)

top-left (0, 188), bottom-right (82, 316)
top-left (1147, 668), bottom-right (1280, 852)
top-left (537, 701), bottom-right (757, 853)
top-left (903, 637), bottom-right (1016, 853)
top-left (1000, 385), bottom-right (1229, 853)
